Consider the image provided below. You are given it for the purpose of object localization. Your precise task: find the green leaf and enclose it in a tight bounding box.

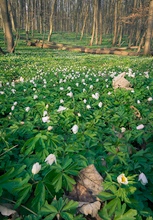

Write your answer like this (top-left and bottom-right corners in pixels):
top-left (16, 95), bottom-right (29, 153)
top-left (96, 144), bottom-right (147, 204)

top-left (15, 183), bottom-right (32, 208)
top-left (32, 181), bottom-right (46, 212)
top-left (41, 201), bottom-right (57, 215)
top-left (61, 212), bottom-right (74, 220)
top-left (99, 202), bottom-right (111, 220)
top-left (52, 173), bottom-right (63, 192)
top-left (0, 167), bottom-right (15, 184)
top-left (62, 199), bottom-right (78, 212)
top-left (115, 209), bottom-right (137, 220)
top-left (98, 191), bottom-right (116, 201)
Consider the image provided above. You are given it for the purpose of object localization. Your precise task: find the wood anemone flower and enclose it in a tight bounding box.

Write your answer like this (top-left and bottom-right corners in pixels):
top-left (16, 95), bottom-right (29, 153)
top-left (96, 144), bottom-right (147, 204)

top-left (117, 173), bottom-right (128, 185)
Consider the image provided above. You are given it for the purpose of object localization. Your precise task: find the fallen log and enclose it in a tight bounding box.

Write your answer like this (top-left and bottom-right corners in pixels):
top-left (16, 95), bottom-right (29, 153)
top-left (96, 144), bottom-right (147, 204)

top-left (27, 41), bottom-right (141, 56)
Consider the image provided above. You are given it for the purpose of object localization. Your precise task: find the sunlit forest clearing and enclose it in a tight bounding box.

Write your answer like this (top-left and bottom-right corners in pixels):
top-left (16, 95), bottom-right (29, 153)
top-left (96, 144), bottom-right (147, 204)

top-left (0, 0), bottom-right (153, 219)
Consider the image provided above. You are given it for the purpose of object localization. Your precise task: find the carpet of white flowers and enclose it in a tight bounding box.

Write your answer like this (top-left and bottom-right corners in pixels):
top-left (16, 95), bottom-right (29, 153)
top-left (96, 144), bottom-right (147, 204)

top-left (0, 62), bottom-right (153, 219)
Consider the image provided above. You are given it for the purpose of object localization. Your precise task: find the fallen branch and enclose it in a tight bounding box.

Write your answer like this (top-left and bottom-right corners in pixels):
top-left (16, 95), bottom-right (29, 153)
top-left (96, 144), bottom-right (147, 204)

top-left (27, 41), bottom-right (141, 56)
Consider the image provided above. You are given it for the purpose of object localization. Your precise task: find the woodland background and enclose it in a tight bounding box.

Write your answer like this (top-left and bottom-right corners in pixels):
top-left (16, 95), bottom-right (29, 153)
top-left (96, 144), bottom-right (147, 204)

top-left (0, 0), bottom-right (153, 55)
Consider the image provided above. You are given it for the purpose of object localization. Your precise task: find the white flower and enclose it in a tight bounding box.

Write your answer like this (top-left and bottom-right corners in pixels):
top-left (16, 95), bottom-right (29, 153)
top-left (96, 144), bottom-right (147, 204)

top-left (137, 100), bottom-right (141, 104)
top-left (90, 85), bottom-right (93, 89)
top-left (86, 104), bottom-right (91, 109)
top-left (67, 91), bottom-right (73, 97)
top-left (19, 77), bottom-right (24, 82)
top-left (33, 95), bottom-right (38, 99)
top-left (98, 102), bottom-right (103, 108)
top-left (121, 127), bottom-right (126, 133)
top-left (42, 116), bottom-right (50, 123)
top-left (32, 162), bottom-right (41, 175)
top-left (136, 124), bottom-right (144, 130)
top-left (76, 83), bottom-right (79, 87)
top-left (108, 92), bottom-right (111, 95)
top-left (71, 124), bottom-right (79, 134)
top-left (48, 126), bottom-right (53, 131)
top-left (60, 87), bottom-right (64, 90)
top-left (67, 86), bottom-right (71, 90)
top-left (43, 110), bottom-right (48, 116)
top-left (46, 104), bottom-right (49, 109)
top-left (148, 97), bottom-right (152, 102)
top-left (57, 106), bottom-right (67, 112)
top-left (11, 106), bottom-right (15, 111)
top-left (11, 89), bottom-right (16, 94)
top-left (60, 99), bottom-right (64, 103)
top-left (77, 113), bottom-right (81, 117)
top-left (25, 107), bottom-right (30, 112)
top-left (45, 154), bottom-right (57, 165)
top-left (13, 101), bottom-right (17, 106)
top-left (138, 173), bottom-right (148, 185)
top-left (92, 92), bottom-right (99, 100)
top-left (117, 173), bottom-right (128, 185)
top-left (83, 99), bottom-right (87, 104)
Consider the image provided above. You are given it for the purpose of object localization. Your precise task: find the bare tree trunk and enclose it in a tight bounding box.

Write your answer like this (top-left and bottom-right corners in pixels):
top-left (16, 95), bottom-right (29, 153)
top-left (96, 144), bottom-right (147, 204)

top-left (90, 0), bottom-right (97, 46)
top-left (144, 0), bottom-right (153, 55)
top-left (48, 0), bottom-right (57, 42)
top-left (0, 0), bottom-right (14, 53)
top-left (80, 5), bottom-right (88, 40)
top-left (112, 0), bottom-right (118, 46)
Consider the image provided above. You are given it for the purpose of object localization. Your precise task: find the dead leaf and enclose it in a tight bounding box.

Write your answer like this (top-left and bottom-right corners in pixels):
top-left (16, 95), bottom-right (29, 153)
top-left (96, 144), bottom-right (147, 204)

top-left (78, 164), bottom-right (103, 196)
top-left (0, 205), bottom-right (16, 216)
top-left (112, 72), bottom-right (132, 90)
top-left (130, 105), bottom-right (142, 118)
top-left (79, 201), bottom-right (101, 217)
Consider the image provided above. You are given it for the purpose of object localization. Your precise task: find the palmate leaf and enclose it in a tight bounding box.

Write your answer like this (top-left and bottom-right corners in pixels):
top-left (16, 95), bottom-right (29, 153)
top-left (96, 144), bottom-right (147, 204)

top-left (31, 181), bottom-right (46, 212)
top-left (41, 201), bottom-right (57, 215)
top-left (114, 209), bottom-right (137, 220)
top-left (14, 183), bottom-right (32, 208)
top-left (98, 191), bottom-right (116, 202)
top-left (62, 199), bottom-right (78, 212)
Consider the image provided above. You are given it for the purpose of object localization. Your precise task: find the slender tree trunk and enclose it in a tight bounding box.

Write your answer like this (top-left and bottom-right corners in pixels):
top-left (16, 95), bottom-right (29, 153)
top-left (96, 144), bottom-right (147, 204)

top-left (90, 0), bottom-right (97, 46)
top-left (112, 0), bottom-right (118, 46)
top-left (144, 0), bottom-right (153, 55)
top-left (48, 0), bottom-right (57, 42)
top-left (0, 0), bottom-right (14, 53)
top-left (80, 5), bottom-right (88, 40)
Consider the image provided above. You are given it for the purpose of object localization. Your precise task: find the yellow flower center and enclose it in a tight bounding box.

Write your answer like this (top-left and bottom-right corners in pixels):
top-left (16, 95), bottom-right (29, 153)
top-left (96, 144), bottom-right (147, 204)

top-left (121, 176), bottom-right (127, 182)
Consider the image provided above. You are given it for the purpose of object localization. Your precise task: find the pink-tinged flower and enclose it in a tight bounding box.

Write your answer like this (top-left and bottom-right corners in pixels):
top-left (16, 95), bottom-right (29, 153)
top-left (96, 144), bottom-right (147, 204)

top-left (42, 116), bottom-right (50, 123)
top-left (67, 91), bottom-right (73, 97)
top-left (71, 124), bottom-right (79, 134)
top-left (45, 154), bottom-right (57, 165)
top-left (32, 162), bottom-right (41, 175)
top-left (57, 106), bottom-right (67, 112)
top-left (136, 124), bottom-right (144, 130)
top-left (92, 92), bottom-right (99, 100)
top-left (138, 173), bottom-right (148, 185)
top-left (117, 173), bottom-right (128, 185)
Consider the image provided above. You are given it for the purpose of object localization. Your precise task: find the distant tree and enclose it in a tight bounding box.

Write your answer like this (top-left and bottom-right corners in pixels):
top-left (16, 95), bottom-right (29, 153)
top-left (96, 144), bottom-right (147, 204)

top-left (0, 0), bottom-right (14, 53)
top-left (144, 0), bottom-right (153, 55)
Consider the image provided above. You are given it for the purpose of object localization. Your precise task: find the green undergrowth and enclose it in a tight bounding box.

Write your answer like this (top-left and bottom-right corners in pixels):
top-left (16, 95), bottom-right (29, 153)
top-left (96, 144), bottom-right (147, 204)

top-left (0, 33), bottom-right (153, 219)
